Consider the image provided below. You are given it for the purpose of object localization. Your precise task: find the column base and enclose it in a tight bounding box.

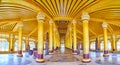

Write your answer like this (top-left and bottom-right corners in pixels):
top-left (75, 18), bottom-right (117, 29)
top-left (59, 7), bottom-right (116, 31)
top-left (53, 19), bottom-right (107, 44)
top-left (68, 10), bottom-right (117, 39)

top-left (49, 50), bottom-right (53, 55)
top-left (72, 50), bottom-right (78, 55)
top-left (72, 52), bottom-right (77, 55)
top-left (36, 58), bottom-right (45, 63)
top-left (17, 50), bottom-right (23, 57)
top-left (17, 54), bottom-right (23, 57)
top-left (82, 58), bottom-right (91, 63)
top-left (25, 50), bottom-right (29, 52)
top-left (103, 50), bottom-right (109, 57)
top-left (111, 49), bottom-right (116, 53)
top-left (36, 54), bottom-right (44, 63)
top-left (82, 54), bottom-right (91, 63)
top-left (49, 52), bottom-right (53, 55)
top-left (103, 54), bottom-right (109, 57)
top-left (10, 49), bottom-right (13, 53)
top-left (111, 51), bottom-right (115, 53)
top-left (10, 51), bottom-right (13, 53)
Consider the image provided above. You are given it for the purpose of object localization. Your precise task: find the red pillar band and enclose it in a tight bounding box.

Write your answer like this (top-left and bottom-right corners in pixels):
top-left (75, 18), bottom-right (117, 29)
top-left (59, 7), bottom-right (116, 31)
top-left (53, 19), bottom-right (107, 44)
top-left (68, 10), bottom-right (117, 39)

top-left (36, 54), bottom-right (44, 63)
top-left (104, 50), bottom-right (108, 54)
top-left (103, 50), bottom-right (109, 57)
top-left (18, 50), bottom-right (22, 54)
top-left (82, 54), bottom-right (91, 63)
top-left (37, 54), bottom-right (43, 59)
top-left (83, 54), bottom-right (90, 59)
top-left (33, 48), bottom-right (38, 57)
top-left (17, 50), bottom-right (23, 57)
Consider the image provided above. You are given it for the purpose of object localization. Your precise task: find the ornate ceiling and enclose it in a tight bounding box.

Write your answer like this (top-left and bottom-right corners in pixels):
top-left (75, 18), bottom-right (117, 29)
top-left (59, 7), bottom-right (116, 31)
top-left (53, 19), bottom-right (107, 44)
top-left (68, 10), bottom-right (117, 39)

top-left (0, 0), bottom-right (120, 41)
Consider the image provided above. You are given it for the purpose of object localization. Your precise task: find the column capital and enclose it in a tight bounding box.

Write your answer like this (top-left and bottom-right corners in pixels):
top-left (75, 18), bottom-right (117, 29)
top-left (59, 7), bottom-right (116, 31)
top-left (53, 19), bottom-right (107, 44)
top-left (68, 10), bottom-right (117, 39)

top-left (69, 27), bottom-right (72, 32)
top-left (81, 12), bottom-right (90, 21)
top-left (102, 22), bottom-right (108, 28)
top-left (56, 32), bottom-right (59, 35)
top-left (26, 37), bottom-right (29, 40)
top-left (54, 28), bottom-right (56, 32)
top-left (112, 34), bottom-right (115, 38)
top-left (37, 12), bottom-right (45, 22)
top-left (18, 22), bottom-right (24, 28)
top-left (49, 19), bottom-right (53, 24)
top-left (72, 20), bottom-right (76, 24)
top-left (10, 34), bottom-right (13, 38)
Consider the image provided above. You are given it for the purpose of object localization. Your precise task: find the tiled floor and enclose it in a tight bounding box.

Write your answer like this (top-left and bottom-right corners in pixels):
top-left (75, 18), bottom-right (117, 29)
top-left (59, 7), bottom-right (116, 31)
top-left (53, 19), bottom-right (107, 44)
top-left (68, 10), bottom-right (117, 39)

top-left (0, 48), bottom-right (120, 65)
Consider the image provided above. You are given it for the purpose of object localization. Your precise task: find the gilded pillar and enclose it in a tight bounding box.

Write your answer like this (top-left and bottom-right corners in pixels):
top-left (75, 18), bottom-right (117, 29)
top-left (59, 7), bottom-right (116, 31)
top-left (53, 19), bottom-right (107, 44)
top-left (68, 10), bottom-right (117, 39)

top-left (17, 22), bottom-right (23, 57)
top-left (36, 12), bottom-right (45, 63)
top-left (81, 12), bottom-right (91, 62)
top-left (69, 27), bottom-right (72, 49)
top-left (112, 34), bottom-right (116, 52)
top-left (102, 22), bottom-right (109, 57)
top-left (9, 34), bottom-right (14, 53)
top-left (97, 37), bottom-right (100, 51)
top-left (54, 28), bottom-right (57, 50)
top-left (72, 20), bottom-right (77, 54)
top-left (49, 20), bottom-right (53, 54)
top-left (25, 37), bottom-right (29, 52)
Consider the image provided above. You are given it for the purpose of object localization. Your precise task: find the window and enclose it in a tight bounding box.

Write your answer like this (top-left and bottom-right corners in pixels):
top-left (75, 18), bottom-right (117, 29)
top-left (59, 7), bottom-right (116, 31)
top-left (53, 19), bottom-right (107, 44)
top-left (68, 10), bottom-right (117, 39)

top-left (90, 41), bottom-right (96, 50)
top-left (100, 40), bottom-right (111, 51)
top-left (14, 40), bottom-right (25, 51)
top-left (100, 41), bottom-right (104, 51)
top-left (117, 39), bottom-right (120, 51)
top-left (0, 39), bottom-right (9, 51)
top-left (29, 41), bottom-right (35, 50)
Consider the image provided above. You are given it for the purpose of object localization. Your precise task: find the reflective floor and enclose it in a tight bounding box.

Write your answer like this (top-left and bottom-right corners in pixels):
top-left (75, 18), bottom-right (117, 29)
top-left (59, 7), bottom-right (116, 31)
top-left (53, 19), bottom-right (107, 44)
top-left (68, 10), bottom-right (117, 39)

top-left (0, 48), bottom-right (120, 65)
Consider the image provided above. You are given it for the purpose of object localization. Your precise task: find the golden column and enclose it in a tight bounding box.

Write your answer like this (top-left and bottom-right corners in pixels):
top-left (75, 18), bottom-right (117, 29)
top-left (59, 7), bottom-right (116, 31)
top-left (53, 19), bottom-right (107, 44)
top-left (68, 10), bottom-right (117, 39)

top-left (10, 34), bottom-right (14, 53)
top-left (81, 12), bottom-right (91, 62)
top-left (67, 32), bottom-right (70, 48)
top-left (112, 34), bottom-right (116, 52)
top-left (69, 27), bottom-right (72, 49)
top-left (25, 37), bottom-right (29, 52)
top-left (67, 32), bottom-right (70, 49)
top-left (56, 34), bottom-right (58, 48)
top-left (54, 28), bottom-right (57, 50)
top-left (36, 12), bottom-right (45, 63)
top-left (72, 20), bottom-right (77, 54)
top-left (102, 22), bottom-right (109, 57)
top-left (97, 37), bottom-right (100, 51)
top-left (49, 20), bottom-right (53, 54)
top-left (17, 22), bottom-right (23, 57)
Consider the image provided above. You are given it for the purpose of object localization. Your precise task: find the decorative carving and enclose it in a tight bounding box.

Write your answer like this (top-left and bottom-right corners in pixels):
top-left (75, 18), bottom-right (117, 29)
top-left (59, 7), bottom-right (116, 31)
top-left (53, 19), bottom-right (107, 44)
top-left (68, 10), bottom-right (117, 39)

top-left (54, 28), bottom-right (56, 32)
top-left (102, 22), bottom-right (108, 28)
top-left (37, 12), bottom-right (45, 21)
top-left (81, 12), bottom-right (90, 21)
top-left (49, 19), bottom-right (53, 24)
top-left (112, 34), bottom-right (115, 38)
top-left (18, 22), bottom-right (23, 28)
top-left (72, 20), bottom-right (76, 24)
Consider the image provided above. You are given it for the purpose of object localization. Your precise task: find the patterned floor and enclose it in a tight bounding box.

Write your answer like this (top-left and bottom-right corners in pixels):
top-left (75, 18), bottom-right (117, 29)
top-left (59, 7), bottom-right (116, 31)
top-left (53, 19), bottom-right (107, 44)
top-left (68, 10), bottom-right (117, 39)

top-left (46, 49), bottom-right (79, 62)
top-left (0, 49), bottom-right (120, 65)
